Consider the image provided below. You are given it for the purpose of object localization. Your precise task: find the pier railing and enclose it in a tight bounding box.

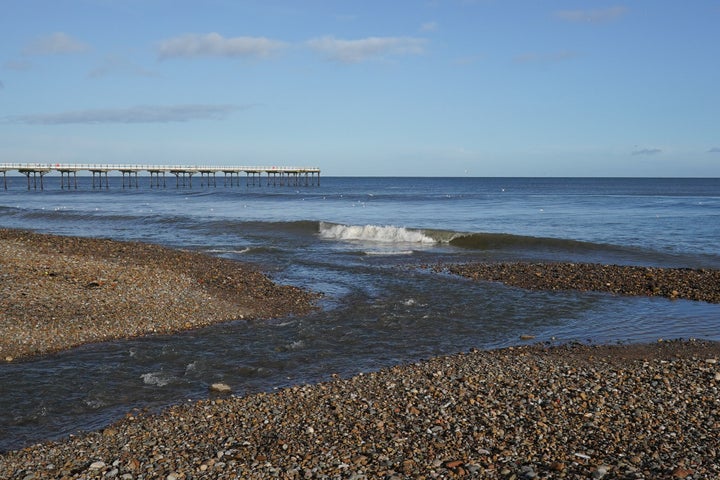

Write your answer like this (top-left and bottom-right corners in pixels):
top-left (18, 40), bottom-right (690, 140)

top-left (0, 163), bottom-right (321, 190)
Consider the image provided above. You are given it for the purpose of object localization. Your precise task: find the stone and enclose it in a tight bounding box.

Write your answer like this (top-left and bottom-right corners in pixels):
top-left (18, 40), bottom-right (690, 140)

top-left (209, 383), bottom-right (232, 394)
top-left (672, 468), bottom-right (694, 478)
top-left (592, 465), bottom-right (609, 479)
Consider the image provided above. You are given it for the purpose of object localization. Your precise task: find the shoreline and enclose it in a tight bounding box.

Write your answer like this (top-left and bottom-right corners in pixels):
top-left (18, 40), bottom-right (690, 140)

top-left (1, 340), bottom-right (718, 478)
top-left (4, 229), bottom-right (719, 362)
top-left (0, 229), bottom-right (318, 361)
top-left (2, 230), bottom-right (720, 477)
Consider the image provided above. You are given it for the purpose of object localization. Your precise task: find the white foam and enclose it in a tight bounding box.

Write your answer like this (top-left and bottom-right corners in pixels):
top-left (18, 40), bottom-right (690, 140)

top-left (364, 250), bottom-right (414, 256)
top-left (141, 372), bottom-right (173, 387)
top-left (284, 340), bottom-right (305, 351)
top-left (185, 361), bottom-right (198, 374)
top-left (204, 247), bottom-right (251, 254)
top-left (319, 222), bottom-right (436, 245)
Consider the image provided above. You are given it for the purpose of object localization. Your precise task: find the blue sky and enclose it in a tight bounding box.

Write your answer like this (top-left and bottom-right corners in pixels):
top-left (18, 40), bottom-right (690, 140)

top-left (1, 0), bottom-right (719, 176)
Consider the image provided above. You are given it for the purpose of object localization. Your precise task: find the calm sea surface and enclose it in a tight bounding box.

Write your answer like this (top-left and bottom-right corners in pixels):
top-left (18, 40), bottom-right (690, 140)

top-left (1, 176), bottom-right (719, 451)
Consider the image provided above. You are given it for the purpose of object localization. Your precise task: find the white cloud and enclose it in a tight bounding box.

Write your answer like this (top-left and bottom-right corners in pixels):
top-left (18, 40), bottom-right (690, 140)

top-left (306, 36), bottom-right (427, 63)
top-left (421, 22), bottom-right (438, 32)
top-left (554, 6), bottom-right (628, 24)
top-left (631, 148), bottom-right (662, 156)
top-left (23, 32), bottom-right (90, 55)
top-left (4, 104), bottom-right (251, 125)
top-left (157, 33), bottom-right (287, 60)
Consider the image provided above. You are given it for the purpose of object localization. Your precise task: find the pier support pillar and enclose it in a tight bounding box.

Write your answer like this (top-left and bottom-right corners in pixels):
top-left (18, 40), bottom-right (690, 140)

top-left (59, 170), bottom-right (78, 190)
top-left (90, 170), bottom-right (110, 189)
top-left (149, 171), bottom-right (166, 188)
top-left (200, 171), bottom-right (216, 187)
top-left (120, 170), bottom-right (139, 189)
top-left (19, 170), bottom-right (48, 190)
top-left (223, 171), bottom-right (240, 187)
top-left (171, 171), bottom-right (193, 188)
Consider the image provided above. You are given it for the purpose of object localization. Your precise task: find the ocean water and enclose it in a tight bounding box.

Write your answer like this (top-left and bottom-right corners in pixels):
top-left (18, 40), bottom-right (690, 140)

top-left (1, 175), bottom-right (719, 452)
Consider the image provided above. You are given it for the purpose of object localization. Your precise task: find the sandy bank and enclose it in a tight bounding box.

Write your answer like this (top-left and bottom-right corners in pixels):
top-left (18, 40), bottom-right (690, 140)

top-left (0, 229), bottom-right (317, 360)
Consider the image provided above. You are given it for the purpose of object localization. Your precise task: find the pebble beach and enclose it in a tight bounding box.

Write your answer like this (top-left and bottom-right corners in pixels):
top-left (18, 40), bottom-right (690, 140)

top-left (0, 229), bottom-right (317, 361)
top-left (435, 263), bottom-right (720, 304)
top-left (1, 341), bottom-right (718, 479)
top-left (2, 229), bottom-right (720, 479)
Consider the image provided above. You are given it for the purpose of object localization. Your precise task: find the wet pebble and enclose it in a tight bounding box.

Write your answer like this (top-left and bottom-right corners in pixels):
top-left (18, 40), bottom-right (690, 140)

top-left (434, 262), bottom-right (720, 303)
top-left (1, 340), bottom-right (718, 479)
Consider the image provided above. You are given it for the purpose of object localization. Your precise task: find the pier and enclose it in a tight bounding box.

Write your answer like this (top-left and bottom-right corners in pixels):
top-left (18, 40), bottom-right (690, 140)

top-left (0, 163), bottom-right (320, 191)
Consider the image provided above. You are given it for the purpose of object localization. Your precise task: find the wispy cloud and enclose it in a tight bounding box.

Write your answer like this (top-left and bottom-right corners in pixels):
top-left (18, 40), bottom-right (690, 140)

top-left (334, 13), bottom-right (358, 22)
top-left (4, 104), bottom-right (250, 125)
top-left (707, 147), bottom-right (720, 153)
top-left (452, 54), bottom-right (484, 66)
top-left (513, 50), bottom-right (580, 64)
top-left (631, 148), bottom-right (662, 156)
top-left (421, 22), bottom-right (439, 32)
top-left (3, 60), bottom-right (32, 71)
top-left (554, 6), bottom-right (628, 24)
top-left (306, 36), bottom-right (427, 63)
top-left (22, 32), bottom-right (90, 55)
top-left (88, 55), bottom-right (159, 78)
top-left (157, 33), bottom-right (287, 60)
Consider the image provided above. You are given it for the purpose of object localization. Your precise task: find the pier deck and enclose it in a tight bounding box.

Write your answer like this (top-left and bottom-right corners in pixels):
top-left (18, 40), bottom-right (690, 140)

top-left (0, 163), bottom-right (320, 190)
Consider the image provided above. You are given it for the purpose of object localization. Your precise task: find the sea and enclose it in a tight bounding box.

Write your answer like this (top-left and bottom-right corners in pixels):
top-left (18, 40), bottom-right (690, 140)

top-left (1, 175), bottom-right (719, 452)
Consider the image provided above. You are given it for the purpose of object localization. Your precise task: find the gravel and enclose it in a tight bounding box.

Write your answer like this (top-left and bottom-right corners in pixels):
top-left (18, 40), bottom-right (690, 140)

top-left (0, 229), bottom-right (317, 361)
top-left (2, 231), bottom-right (719, 478)
top-left (1, 340), bottom-right (718, 479)
top-left (434, 262), bottom-right (720, 304)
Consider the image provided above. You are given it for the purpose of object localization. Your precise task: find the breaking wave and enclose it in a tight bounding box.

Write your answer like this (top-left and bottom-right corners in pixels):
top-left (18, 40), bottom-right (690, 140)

top-left (317, 222), bottom-right (638, 258)
top-left (318, 222), bottom-right (436, 244)
top-left (318, 221), bottom-right (597, 250)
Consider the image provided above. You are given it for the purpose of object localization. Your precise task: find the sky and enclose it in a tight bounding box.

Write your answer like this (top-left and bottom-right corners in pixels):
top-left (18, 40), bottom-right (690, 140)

top-left (1, 0), bottom-right (719, 177)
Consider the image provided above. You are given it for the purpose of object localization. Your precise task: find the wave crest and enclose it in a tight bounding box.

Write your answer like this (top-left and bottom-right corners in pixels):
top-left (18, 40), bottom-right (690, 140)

top-left (319, 222), bottom-right (436, 244)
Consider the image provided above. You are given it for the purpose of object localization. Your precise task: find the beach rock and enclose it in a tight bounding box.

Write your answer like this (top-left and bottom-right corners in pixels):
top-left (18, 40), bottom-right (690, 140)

top-left (89, 461), bottom-right (106, 470)
top-left (673, 467), bottom-right (694, 478)
top-left (210, 383), bottom-right (232, 394)
top-left (592, 465), bottom-right (610, 478)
